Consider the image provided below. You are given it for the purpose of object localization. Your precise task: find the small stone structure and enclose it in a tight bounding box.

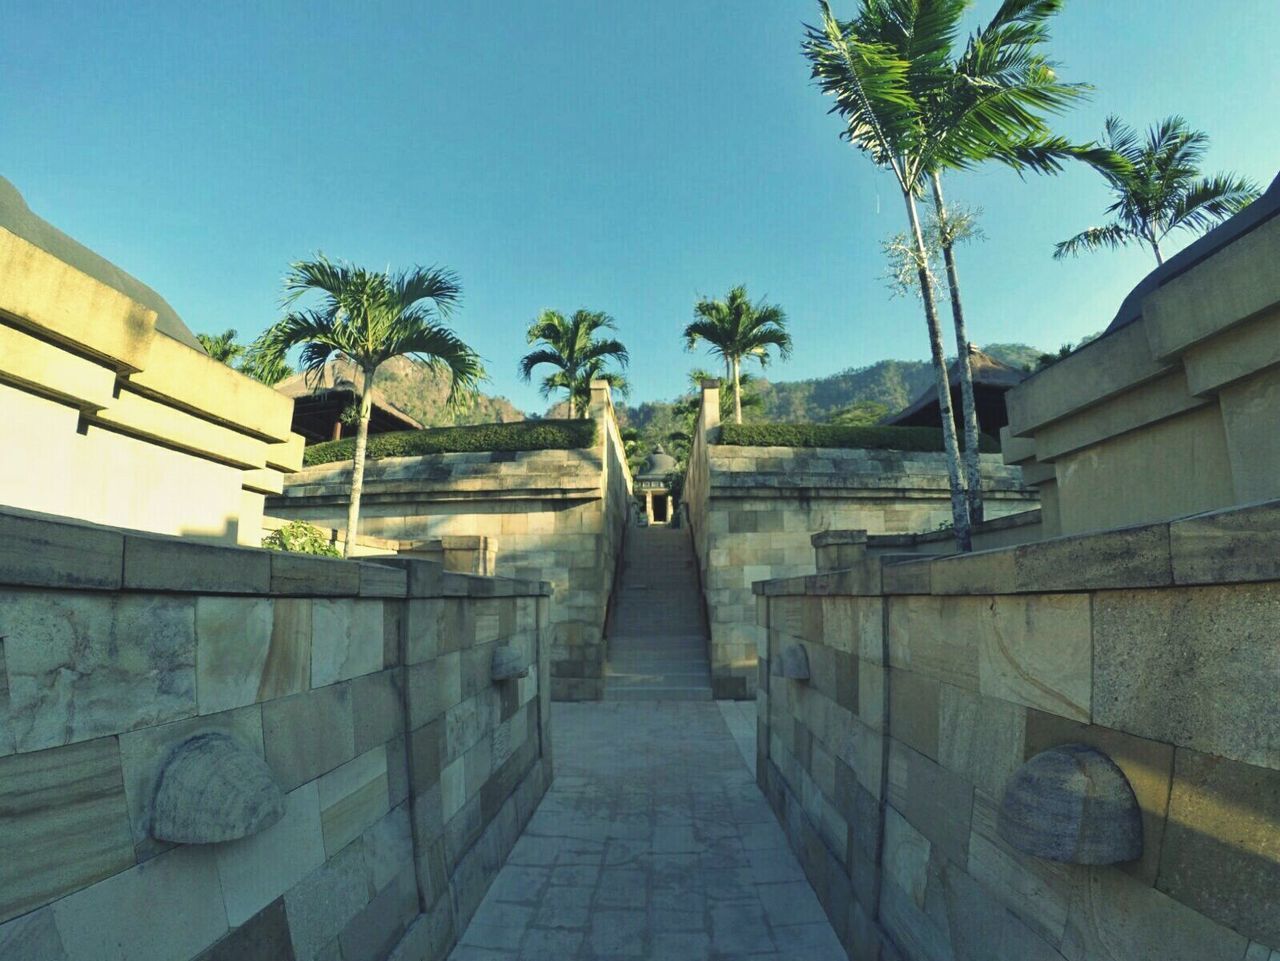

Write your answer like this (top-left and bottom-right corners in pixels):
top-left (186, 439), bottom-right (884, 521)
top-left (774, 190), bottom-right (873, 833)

top-left (635, 444), bottom-right (677, 525)
top-left (0, 178), bottom-right (304, 545)
top-left (682, 381), bottom-right (1037, 698)
top-left (269, 381), bottom-right (632, 701)
top-left (0, 506), bottom-right (552, 961)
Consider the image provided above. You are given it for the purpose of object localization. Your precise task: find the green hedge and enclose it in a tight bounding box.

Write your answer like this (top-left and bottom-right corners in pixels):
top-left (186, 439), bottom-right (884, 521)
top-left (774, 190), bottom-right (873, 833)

top-left (716, 423), bottom-right (1000, 453)
top-left (303, 419), bottom-right (597, 466)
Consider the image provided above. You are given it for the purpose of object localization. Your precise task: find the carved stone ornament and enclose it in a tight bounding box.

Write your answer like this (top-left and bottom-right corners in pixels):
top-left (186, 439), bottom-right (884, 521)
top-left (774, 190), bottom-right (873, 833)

top-left (151, 733), bottom-right (285, 843)
top-left (491, 644), bottom-right (529, 681)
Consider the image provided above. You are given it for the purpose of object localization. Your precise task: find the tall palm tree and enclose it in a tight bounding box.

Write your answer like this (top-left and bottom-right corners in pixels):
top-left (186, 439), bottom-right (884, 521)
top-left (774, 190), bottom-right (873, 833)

top-left (518, 309), bottom-right (629, 418)
top-left (1055, 116), bottom-right (1261, 266)
top-left (803, 0), bottom-right (1094, 546)
top-left (197, 329), bottom-right (246, 364)
top-left (255, 256), bottom-right (481, 557)
top-left (684, 286), bottom-right (791, 425)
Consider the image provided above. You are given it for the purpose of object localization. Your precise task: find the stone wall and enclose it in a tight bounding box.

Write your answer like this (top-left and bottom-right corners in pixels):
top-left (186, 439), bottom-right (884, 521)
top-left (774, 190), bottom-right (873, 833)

top-left (1002, 180), bottom-right (1280, 537)
top-left (683, 383), bottom-right (1037, 700)
top-left (269, 381), bottom-right (632, 701)
top-left (753, 500), bottom-right (1280, 961)
top-left (0, 181), bottom-right (304, 545)
top-left (0, 506), bottom-right (551, 961)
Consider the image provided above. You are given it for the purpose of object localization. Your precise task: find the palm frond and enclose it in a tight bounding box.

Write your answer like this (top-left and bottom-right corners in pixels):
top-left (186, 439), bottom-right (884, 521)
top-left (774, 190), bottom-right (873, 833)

top-left (518, 348), bottom-right (567, 382)
top-left (391, 265), bottom-right (462, 318)
top-left (1167, 173), bottom-right (1262, 235)
top-left (1052, 224), bottom-right (1134, 259)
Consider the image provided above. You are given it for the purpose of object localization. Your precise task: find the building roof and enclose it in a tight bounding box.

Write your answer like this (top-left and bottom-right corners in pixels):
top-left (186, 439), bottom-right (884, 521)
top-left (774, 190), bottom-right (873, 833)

top-left (275, 358), bottom-right (424, 439)
top-left (640, 445), bottom-right (678, 479)
top-left (885, 346), bottom-right (1028, 429)
top-left (0, 176), bottom-right (204, 352)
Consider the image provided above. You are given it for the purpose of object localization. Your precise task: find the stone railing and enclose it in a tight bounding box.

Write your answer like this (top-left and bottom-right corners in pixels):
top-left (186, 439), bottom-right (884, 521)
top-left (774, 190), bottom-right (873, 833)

top-left (753, 499), bottom-right (1279, 960)
top-left (0, 506), bottom-right (551, 961)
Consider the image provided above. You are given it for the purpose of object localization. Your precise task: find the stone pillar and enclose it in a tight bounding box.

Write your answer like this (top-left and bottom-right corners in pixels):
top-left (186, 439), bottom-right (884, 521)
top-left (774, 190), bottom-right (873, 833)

top-left (699, 379), bottom-right (721, 436)
top-left (645, 490), bottom-right (654, 523)
top-left (665, 494), bottom-right (673, 526)
top-left (811, 530), bottom-right (868, 573)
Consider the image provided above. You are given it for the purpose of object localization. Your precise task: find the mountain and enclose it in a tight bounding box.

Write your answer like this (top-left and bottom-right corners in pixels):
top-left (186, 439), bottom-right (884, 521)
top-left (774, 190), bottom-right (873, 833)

top-left (619, 342), bottom-right (1044, 439)
top-left (370, 356), bottom-right (526, 427)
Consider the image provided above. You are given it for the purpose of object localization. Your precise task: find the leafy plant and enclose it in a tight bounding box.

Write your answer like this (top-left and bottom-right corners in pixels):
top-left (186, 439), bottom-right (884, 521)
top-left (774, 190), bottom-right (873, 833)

top-left (519, 309), bottom-right (629, 418)
top-left (303, 419), bottom-right (596, 466)
top-left (684, 286), bottom-right (791, 424)
top-left (718, 422), bottom-right (1000, 453)
top-left (262, 520), bottom-right (341, 557)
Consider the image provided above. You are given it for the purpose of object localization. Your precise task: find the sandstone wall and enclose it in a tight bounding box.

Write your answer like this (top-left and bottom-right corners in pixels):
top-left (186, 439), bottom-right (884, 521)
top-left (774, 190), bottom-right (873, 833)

top-left (753, 500), bottom-right (1280, 961)
top-left (269, 382), bottom-right (632, 701)
top-left (682, 384), bottom-right (1037, 700)
top-left (0, 506), bottom-right (551, 961)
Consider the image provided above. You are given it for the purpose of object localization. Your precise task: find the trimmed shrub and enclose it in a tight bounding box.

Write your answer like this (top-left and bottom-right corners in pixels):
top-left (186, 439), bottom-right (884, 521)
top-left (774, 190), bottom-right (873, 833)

top-left (716, 422), bottom-right (1000, 453)
top-left (303, 419), bottom-right (597, 467)
top-left (262, 521), bottom-right (341, 557)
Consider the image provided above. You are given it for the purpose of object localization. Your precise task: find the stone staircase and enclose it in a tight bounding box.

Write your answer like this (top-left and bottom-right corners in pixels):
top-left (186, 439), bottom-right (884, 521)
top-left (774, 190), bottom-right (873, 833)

top-left (604, 525), bottom-right (713, 700)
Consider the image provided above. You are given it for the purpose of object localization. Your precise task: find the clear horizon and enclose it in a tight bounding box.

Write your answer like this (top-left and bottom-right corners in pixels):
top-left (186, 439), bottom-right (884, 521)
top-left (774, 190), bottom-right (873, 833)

top-left (4, 0), bottom-right (1278, 410)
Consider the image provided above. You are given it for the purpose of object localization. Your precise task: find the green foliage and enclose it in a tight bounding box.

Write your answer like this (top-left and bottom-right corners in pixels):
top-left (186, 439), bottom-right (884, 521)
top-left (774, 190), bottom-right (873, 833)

top-left (1056, 116), bottom-right (1261, 264)
top-left (717, 423), bottom-right (999, 453)
top-left (262, 521), bottom-right (341, 557)
top-left (303, 419), bottom-right (596, 466)
top-left (828, 399), bottom-right (889, 426)
top-left (197, 329), bottom-right (246, 364)
top-left (519, 309), bottom-right (629, 417)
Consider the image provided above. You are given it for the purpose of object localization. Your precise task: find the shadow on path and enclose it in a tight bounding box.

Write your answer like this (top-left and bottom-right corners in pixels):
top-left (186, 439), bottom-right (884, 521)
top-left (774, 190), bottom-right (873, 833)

top-left (448, 701), bottom-right (845, 960)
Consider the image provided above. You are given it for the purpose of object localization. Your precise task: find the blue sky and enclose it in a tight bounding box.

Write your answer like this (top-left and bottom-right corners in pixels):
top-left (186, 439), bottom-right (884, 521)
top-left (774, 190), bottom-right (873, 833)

top-left (4, 0), bottom-right (1278, 412)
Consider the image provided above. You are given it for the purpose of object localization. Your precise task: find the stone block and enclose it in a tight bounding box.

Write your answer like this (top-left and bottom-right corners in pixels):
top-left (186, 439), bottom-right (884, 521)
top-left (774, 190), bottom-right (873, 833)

top-left (1093, 584), bottom-right (1280, 769)
top-left (351, 669), bottom-right (404, 754)
top-left (0, 509), bottom-right (122, 590)
top-left (888, 669), bottom-right (940, 761)
top-left (1, 591), bottom-right (196, 752)
top-left (196, 597), bottom-right (274, 714)
top-left (118, 704), bottom-right (266, 862)
top-left (1156, 748), bottom-right (1280, 946)
top-left (317, 746), bottom-right (390, 857)
top-left (1170, 499), bottom-right (1280, 584)
top-left (214, 781), bottom-right (326, 926)
top-left (977, 594), bottom-right (1091, 722)
top-left (284, 840), bottom-right (374, 961)
top-left (887, 595), bottom-right (980, 691)
top-left (883, 805), bottom-right (931, 908)
top-left (1023, 711), bottom-right (1173, 884)
top-left (0, 737), bottom-right (135, 924)
top-left (886, 740), bottom-right (973, 865)
top-left (882, 558), bottom-right (931, 595)
top-left (404, 598), bottom-right (442, 664)
top-left (940, 860), bottom-right (1065, 961)
top-left (123, 535), bottom-right (270, 594)
top-left (406, 652), bottom-right (463, 727)
top-left (1062, 864), bottom-right (1249, 961)
top-left (269, 552), bottom-right (359, 596)
top-left (361, 804), bottom-right (414, 895)
top-left (931, 546), bottom-right (1016, 595)
top-left (937, 685), bottom-right (1025, 800)
top-left (312, 600), bottom-right (385, 687)
top-left (194, 897), bottom-right (296, 961)
top-left (52, 845), bottom-right (229, 961)
top-left (263, 599), bottom-right (313, 698)
top-left (262, 684), bottom-right (356, 792)
top-left (358, 562), bottom-right (407, 598)
top-left (338, 868), bottom-right (412, 961)
top-left (1012, 522), bottom-right (1172, 592)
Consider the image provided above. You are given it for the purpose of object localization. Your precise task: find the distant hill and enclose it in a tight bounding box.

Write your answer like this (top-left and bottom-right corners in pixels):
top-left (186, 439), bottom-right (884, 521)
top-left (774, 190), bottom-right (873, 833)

top-left (620, 342), bottom-right (1044, 440)
top-left (371, 356), bottom-right (525, 427)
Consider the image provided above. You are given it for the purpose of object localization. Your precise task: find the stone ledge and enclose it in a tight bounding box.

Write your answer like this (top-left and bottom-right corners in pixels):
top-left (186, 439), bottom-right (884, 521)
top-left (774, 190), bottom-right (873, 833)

top-left (358, 563), bottom-right (408, 598)
top-left (123, 534), bottom-right (272, 594)
top-left (1170, 498), bottom-right (1280, 585)
top-left (0, 506), bottom-right (124, 590)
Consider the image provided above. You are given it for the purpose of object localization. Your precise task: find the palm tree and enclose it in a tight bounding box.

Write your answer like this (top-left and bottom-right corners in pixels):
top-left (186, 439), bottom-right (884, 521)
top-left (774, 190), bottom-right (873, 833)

top-left (518, 309), bottom-right (629, 418)
top-left (1055, 116), bottom-right (1261, 266)
top-left (684, 286), bottom-right (791, 425)
top-left (255, 256), bottom-right (481, 557)
top-left (197, 329), bottom-right (246, 364)
top-left (238, 350), bottom-right (295, 387)
top-left (803, 0), bottom-right (1094, 546)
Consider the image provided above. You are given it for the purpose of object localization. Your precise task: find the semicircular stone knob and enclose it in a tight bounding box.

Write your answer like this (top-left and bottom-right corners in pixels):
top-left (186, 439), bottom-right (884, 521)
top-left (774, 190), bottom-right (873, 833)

top-left (998, 743), bottom-right (1142, 865)
top-left (771, 643), bottom-right (810, 681)
top-left (151, 733), bottom-right (285, 844)
top-left (492, 645), bottom-right (529, 681)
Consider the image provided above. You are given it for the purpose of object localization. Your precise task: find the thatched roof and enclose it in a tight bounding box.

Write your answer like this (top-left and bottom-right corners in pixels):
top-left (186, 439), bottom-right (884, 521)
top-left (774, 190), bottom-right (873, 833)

top-left (885, 346), bottom-right (1027, 430)
top-left (276, 358), bottom-right (423, 437)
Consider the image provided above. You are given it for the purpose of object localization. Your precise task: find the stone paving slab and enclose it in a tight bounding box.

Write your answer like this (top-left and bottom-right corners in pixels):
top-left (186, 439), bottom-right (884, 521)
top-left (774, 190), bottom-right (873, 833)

top-left (448, 701), bottom-right (844, 961)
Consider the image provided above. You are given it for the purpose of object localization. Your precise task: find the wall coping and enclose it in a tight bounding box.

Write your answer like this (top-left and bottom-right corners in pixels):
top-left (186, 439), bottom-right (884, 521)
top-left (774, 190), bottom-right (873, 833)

top-left (753, 497), bottom-right (1280, 598)
top-left (0, 506), bottom-right (550, 599)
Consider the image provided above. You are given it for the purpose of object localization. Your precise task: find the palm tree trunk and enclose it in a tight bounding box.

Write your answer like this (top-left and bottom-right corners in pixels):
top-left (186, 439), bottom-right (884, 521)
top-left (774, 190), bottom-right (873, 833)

top-left (1151, 240), bottom-right (1165, 266)
top-left (343, 371), bottom-right (376, 559)
top-left (904, 188), bottom-right (971, 552)
top-left (732, 357), bottom-right (743, 424)
top-left (931, 173), bottom-right (984, 527)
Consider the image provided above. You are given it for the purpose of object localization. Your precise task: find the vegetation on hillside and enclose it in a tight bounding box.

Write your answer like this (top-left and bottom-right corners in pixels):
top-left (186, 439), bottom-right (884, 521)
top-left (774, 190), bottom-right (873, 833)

top-left (303, 419), bottom-right (595, 466)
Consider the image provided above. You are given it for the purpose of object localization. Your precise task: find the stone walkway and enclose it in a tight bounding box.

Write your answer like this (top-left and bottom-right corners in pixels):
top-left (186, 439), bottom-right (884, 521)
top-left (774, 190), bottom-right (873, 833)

top-left (448, 701), bottom-right (845, 961)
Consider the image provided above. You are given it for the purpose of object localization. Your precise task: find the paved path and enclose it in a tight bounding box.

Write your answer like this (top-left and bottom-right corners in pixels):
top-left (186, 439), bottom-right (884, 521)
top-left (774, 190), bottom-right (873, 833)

top-left (448, 701), bottom-right (845, 961)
